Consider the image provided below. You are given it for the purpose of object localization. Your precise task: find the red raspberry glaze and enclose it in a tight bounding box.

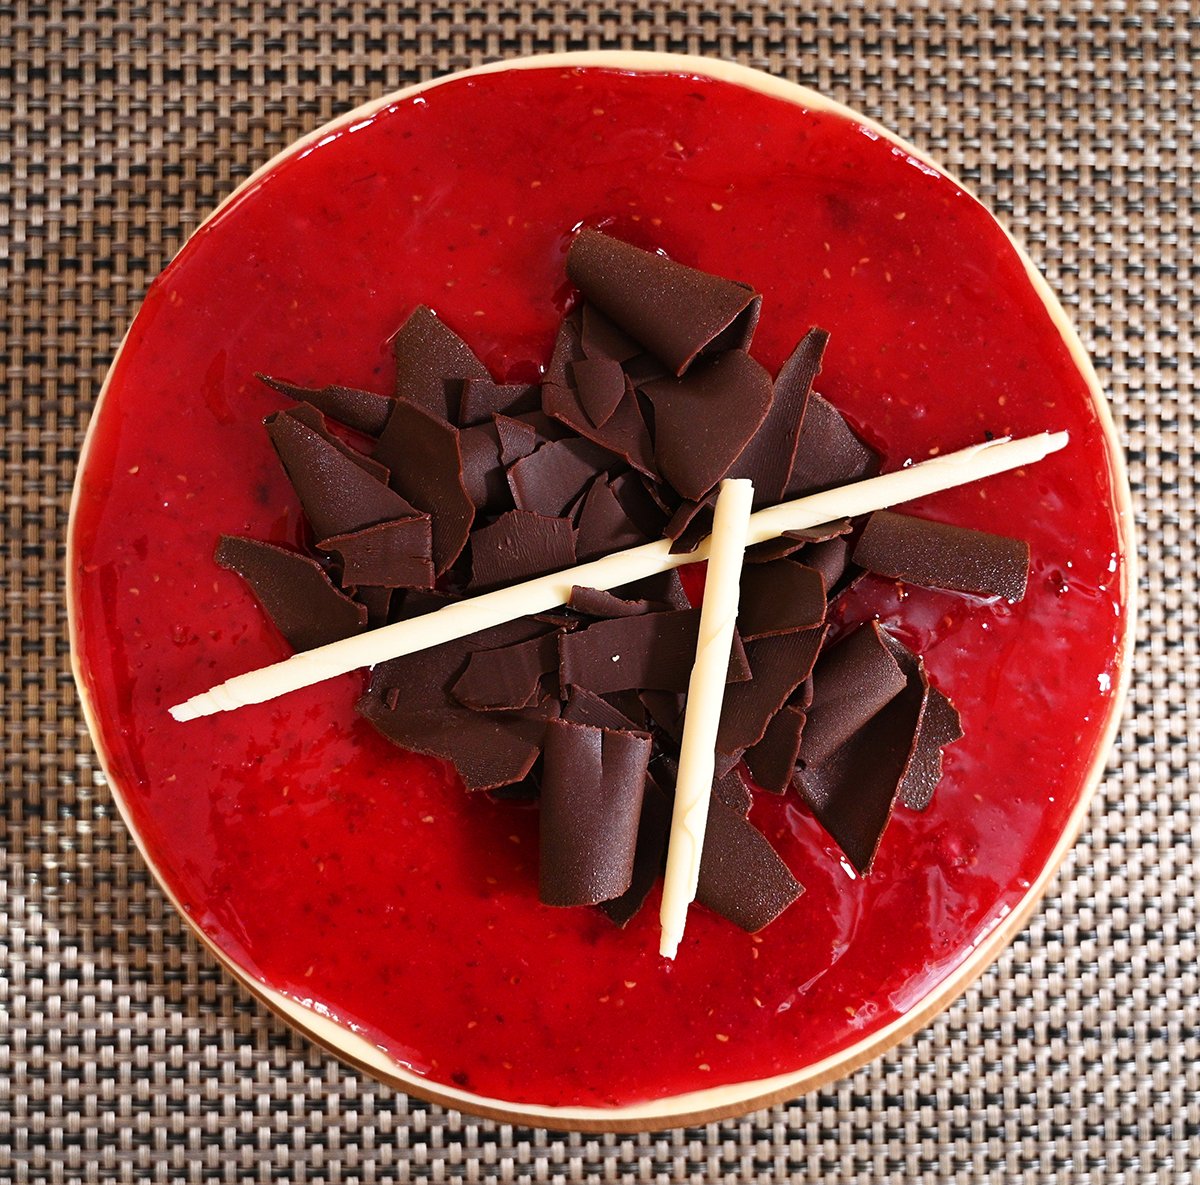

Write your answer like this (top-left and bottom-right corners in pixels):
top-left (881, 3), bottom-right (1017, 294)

top-left (71, 66), bottom-right (1126, 1107)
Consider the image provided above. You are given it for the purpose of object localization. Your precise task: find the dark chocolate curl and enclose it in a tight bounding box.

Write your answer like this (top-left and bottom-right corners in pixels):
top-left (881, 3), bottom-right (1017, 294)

top-left (281, 402), bottom-right (392, 483)
top-left (737, 561), bottom-right (827, 640)
top-left (696, 794), bottom-right (804, 933)
top-left (542, 371), bottom-right (658, 478)
top-left (215, 536), bottom-right (367, 652)
top-left (728, 327), bottom-right (829, 505)
top-left (507, 437), bottom-right (614, 518)
top-left (373, 397), bottom-right (475, 575)
top-left (570, 357), bottom-right (627, 428)
top-left (786, 393), bottom-right (879, 498)
top-left (599, 775), bottom-right (674, 927)
top-left (318, 518), bottom-right (434, 590)
top-left (745, 520), bottom-right (852, 564)
top-left (451, 632), bottom-right (560, 711)
top-left (494, 415), bottom-right (541, 466)
top-left (643, 350), bottom-right (774, 501)
top-left (457, 379), bottom-right (541, 426)
top-left (468, 510), bottom-right (577, 591)
top-left (257, 374), bottom-right (392, 436)
top-left (539, 720), bottom-right (651, 907)
top-left (569, 586), bottom-right (663, 618)
top-left (852, 509), bottom-right (1031, 602)
top-left (574, 477), bottom-right (651, 561)
top-left (391, 304), bottom-right (490, 422)
top-left (566, 228), bottom-right (761, 376)
top-left (744, 705), bottom-right (807, 794)
top-left (266, 410), bottom-right (420, 542)
top-left (796, 535), bottom-right (853, 591)
top-left (562, 687), bottom-right (642, 732)
top-left (459, 422), bottom-right (511, 513)
top-left (801, 622), bottom-right (908, 767)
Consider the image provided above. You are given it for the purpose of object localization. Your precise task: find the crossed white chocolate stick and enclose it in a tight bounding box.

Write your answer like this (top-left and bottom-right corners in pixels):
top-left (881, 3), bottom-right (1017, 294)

top-left (169, 431), bottom-right (1068, 957)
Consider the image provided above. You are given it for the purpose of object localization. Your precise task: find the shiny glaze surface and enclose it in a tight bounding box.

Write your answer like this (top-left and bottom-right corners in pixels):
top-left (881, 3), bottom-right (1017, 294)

top-left (71, 67), bottom-right (1125, 1107)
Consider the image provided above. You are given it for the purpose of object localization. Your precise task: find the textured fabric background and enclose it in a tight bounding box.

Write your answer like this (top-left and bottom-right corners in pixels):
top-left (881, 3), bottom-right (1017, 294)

top-left (2, 3), bottom-right (1197, 1181)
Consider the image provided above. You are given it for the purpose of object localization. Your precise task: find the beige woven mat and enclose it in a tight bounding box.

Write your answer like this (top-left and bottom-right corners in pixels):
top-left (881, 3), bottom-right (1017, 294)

top-left (2, 2), bottom-right (1197, 1181)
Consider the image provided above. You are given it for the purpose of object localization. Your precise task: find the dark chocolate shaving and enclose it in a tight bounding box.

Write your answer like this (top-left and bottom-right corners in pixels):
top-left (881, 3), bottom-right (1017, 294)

top-left (728, 328), bottom-right (828, 505)
top-left (608, 471), bottom-right (670, 538)
top-left (574, 477), bottom-right (650, 561)
top-left (696, 794), bottom-right (803, 933)
top-left (796, 535), bottom-right (853, 592)
top-left (744, 520), bottom-right (852, 564)
top-left (712, 767), bottom-right (753, 816)
top-left (507, 437), bottom-right (614, 517)
top-left (801, 622), bottom-right (908, 768)
top-left (569, 586), bottom-right (663, 618)
top-left (355, 585), bottom-right (394, 627)
top-left (559, 609), bottom-right (749, 698)
top-left (737, 561), bottom-right (826, 640)
top-left (318, 518), bottom-right (434, 591)
top-left (373, 396), bottom-right (475, 575)
top-left (282, 402), bottom-right (392, 484)
top-left (543, 369), bottom-right (658, 477)
top-left (257, 374), bottom-right (392, 436)
top-left (215, 536), bottom-right (367, 652)
top-left (852, 510), bottom-right (1031, 602)
top-left (459, 422), bottom-right (511, 512)
top-left (598, 774), bottom-right (673, 927)
top-left (638, 689), bottom-right (686, 745)
top-left (717, 627), bottom-right (827, 756)
top-left (457, 378), bottom-right (541, 427)
top-left (538, 720), bottom-right (651, 907)
top-left (665, 494), bottom-right (716, 555)
top-left (266, 410), bottom-right (420, 542)
top-left (570, 357), bottom-right (627, 429)
top-left (581, 303), bottom-right (643, 364)
top-left (452, 632), bottom-right (560, 712)
top-left (642, 351), bottom-right (774, 501)
top-left (494, 414), bottom-right (541, 466)
top-left (744, 705), bottom-right (807, 794)
top-left (469, 510), bottom-right (577, 591)
top-left (562, 687), bottom-right (642, 732)
top-left (391, 305), bottom-right (490, 422)
top-left (566, 228), bottom-right (762, 376)
top-left (786, 393), bottom-right (879, 497)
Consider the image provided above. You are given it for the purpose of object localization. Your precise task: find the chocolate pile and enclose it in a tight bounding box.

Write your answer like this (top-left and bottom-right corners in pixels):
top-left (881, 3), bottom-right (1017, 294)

top-left (219, 228), bottom-right (1029, 935)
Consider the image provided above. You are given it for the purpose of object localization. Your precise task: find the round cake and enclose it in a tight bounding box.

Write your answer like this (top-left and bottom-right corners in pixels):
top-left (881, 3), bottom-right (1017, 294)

top-left (68, 53), bottom-right (1133, 1128)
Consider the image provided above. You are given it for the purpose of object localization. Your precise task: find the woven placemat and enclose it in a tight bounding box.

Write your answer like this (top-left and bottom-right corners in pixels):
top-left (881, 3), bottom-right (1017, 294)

top-left (2, 3), bottom-right (1196, 1181)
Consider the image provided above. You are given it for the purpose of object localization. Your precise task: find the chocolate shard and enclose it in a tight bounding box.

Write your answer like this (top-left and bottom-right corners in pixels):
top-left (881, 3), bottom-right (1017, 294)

top-left (569, 586), bottom-right (667, 619)
top-left (717, 627), bottom-right (827, 757)
top-left (543, 310), bottom-right (585, 389)
top-left (566, 228), bottom-right (762, 376)
top-left (543, 369), bottom-right (658, 477)
top-left (355, 585), bottom-right (394, 627)
top-left (574, 477), bottom-right (651, 561)
top-left (562, 687), bottom-right (642, 732)
top-left (696, 794), bottom-right (803, 933)
top-left (391, 304), bottom-right (490, 422)
top-left (796, 535), bottom-right (854, 592)
top-left (494, 414), bottom-right (541, 466)
top-left (599, 774), bottom-right (673, 927)
top-left (215, 536), bottom-right (367, 652)
top-left (728, 328), bottom-right (829, 505)
top-left (468, 510), bottom-right (577, 591)
top-left (620, 568), bottom-right (690, 611)
top-left (852, 509), bottom-right (1031, 602)
top-left (874, 628), bottom-right (964, 812)
top-left (737, 561), bottom-right (826, 640)
top-left (538, 719), bottom-right (652, 907)
top-left (457, 378), bottom-right (541, 427)
top-left (282, 402), bottom-right (392, 483)
top-left (744, 705), bottom-right (807, 794)
top-left (359, 693), bottom-right (557, 793)
top-left (638, 689), bottom-right (686, 745)
top-left (786, 393), bottom-right (879, 497)
top-left (744, 520), bottom-right (852, 565)
top-left (801, 622), bottom-right (908, 768)
top-left (266, 410), bottom-right (420, 542)
top-left (642, 351), bottom-right (775, 501)
top-left (609, 470), bottom-right (670, 538)
top-left (507, 437), bottom-right (614, 518)
top-left (559, 609), bottom-right (749, 697)
top-left (373, 396), bottom-right (475, 575)
top-left (665, 495), bottom-right (716, 555)
top-left (570, 357), bottom-right (627, 428)
top-left (451, 631), bottom-right (560, 712)
top-left (713, 767), bottom-right (753, 816)
top-left (257, 374), bottom-right (392, 436)
top-left (459, 422), bottom-right (511, 513)
top-left (317, 518), bottom-right (435, 591)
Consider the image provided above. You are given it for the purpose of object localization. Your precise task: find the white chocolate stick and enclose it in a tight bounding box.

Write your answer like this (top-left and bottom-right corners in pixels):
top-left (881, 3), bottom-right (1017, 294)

top-left (658, 479), bottom-right (754, 960)
top-left (170, 431), bottom-right (1068, 722)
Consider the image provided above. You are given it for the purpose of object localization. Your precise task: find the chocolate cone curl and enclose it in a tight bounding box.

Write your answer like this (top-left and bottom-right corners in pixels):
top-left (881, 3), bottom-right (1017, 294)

top-left (257, 374), bottom-right (393, 436)
top-left (539, 719), bottom-right (652, 907)
top-left (215, 536), bottom-right (367, 652)
top-left (566, 227), bottom-right (761, 376)
top-left (852, 509), bottom-right (1031, 601)
top-left (266, 409), bottom-right (419, 542)
top-left (390, 304), bottom-right (491, 423)
top-left (599, 774), bottom-right (674, 927)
